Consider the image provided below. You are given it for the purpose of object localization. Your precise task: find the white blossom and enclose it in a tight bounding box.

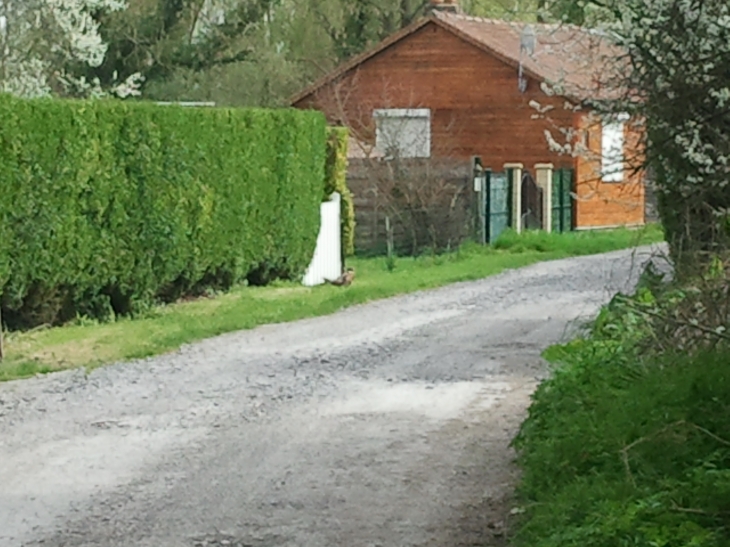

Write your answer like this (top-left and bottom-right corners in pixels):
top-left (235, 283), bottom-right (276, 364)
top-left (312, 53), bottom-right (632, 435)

top-left (0, 0), bottom-right (142, 98)
top-left (592, 0), bottom-right (730, 197)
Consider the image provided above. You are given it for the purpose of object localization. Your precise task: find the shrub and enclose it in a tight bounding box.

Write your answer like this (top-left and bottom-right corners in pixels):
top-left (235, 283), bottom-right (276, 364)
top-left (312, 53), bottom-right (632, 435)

top-left (0, 95), bottom-right (327, 328)
top-left (512, 277), bottom-right (730, 547)
top-left (324, 127), bottom-right (355, 257)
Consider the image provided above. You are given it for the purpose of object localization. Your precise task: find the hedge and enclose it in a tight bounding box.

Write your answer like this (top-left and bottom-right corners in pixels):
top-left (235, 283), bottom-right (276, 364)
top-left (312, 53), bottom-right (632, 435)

top-left (324, 127), bottom-right (355, 257)
top-left (0, 95), bottom-right (327, 328)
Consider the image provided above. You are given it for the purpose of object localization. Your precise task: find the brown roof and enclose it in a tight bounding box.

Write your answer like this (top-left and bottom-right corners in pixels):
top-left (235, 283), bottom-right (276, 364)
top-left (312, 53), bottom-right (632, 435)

top-left (290, 11), bottom-right (623, 106)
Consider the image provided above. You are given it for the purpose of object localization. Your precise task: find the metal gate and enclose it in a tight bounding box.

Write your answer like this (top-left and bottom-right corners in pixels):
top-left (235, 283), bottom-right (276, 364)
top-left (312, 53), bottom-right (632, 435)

top-left (521, 170), bottom-right (543, 230)
top-left (485, 171), bottom-right (511, 244)
top-left (551, 168), bottom-right (574, 233)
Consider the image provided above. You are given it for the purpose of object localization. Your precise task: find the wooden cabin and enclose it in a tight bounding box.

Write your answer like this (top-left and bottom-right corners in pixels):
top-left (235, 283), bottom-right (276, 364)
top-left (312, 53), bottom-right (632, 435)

top-left (291, 3), bottom-right (645, 246)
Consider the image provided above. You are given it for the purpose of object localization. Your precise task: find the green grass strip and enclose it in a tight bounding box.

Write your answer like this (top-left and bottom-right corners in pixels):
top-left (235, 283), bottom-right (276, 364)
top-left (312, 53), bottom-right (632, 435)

top-left (0, 225), bottom-right (664, 381)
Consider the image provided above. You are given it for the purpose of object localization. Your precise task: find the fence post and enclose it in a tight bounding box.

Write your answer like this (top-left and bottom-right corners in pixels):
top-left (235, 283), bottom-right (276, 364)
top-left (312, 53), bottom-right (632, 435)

top-left (385, 215), bottom-right (395, 261)
top-left (471, 156), bottom-right (485, 245)
top-left (504, 163), bottom-right (524, 234)
top-left (0, 305), bottom-right (4, 362)
top-left (535, 163), bottom-right (554, 233)
top-left (480, 169), bottom-right (491, 245)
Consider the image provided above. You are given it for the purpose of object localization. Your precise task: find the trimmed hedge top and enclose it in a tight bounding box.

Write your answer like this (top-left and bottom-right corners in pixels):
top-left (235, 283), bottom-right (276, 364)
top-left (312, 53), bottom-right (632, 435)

top-left (0, 95), bottom-right (327, 328)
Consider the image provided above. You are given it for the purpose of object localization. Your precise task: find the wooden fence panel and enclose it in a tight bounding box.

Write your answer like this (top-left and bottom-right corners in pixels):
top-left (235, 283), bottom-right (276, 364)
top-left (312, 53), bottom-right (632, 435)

top-left (347, 159), bottom-right (476, 255)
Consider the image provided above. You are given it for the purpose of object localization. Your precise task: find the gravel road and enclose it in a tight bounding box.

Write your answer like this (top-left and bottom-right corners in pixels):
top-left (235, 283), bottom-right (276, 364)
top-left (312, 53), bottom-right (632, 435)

top-left (0, 245), bottom-right (664, 547)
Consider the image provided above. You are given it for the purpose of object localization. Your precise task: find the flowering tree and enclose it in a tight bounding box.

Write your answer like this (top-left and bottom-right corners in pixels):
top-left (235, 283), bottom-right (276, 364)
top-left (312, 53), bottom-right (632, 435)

top-left (601, 0), bottom-right (730, 269)
top-left (0, 0), bottom-right (142, 98)
top-left (535, 0), bottom-right (730, 271)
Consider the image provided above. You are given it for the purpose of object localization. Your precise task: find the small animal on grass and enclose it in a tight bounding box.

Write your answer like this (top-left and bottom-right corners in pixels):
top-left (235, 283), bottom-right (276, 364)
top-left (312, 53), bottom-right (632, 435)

top-left (325, 268), bottom-right (355, 287)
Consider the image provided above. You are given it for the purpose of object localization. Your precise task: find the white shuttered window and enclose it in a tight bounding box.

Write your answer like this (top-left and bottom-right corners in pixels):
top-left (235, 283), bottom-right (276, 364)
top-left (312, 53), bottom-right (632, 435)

top-left (373, 108), bottom-right (431, 158)
top-left (601, 113), bottom-right (629, 182)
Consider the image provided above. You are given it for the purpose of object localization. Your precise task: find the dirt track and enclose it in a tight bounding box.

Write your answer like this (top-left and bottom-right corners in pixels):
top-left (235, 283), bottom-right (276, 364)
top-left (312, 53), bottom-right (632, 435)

top-left (0, 246), bottom-right (662, 547)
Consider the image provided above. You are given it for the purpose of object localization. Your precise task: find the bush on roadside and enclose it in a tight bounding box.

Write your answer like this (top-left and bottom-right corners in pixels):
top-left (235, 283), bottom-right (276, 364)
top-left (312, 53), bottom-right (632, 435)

top-left (511, 266), bottom-right (730, 547)
top-left (0, 95), bottom-right (327, 329)
top-left (324, 127), bottom-right (355, 257)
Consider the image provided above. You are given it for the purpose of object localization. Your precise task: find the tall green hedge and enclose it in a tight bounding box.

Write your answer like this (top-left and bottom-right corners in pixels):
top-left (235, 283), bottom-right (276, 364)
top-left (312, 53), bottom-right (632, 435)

top-left (324, 127), bottom-right (355, 257)
top-left (0, 95), bottom-right (327, 328)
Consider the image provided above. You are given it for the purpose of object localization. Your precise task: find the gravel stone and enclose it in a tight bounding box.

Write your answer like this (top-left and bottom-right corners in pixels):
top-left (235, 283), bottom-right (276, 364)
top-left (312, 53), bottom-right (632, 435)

top-left (0, 245), bottom-right (666, 547)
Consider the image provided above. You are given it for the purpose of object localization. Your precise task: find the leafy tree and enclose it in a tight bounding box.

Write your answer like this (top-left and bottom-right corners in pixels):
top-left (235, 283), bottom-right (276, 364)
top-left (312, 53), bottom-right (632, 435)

top-left (85, 0), bottom-right (281, 93)
top-left (534, 0), bottom-right (618, 24)
top-left (310, 0), bottom-right (432, 61)
top-left (0, 0), bottom-right (141, 98)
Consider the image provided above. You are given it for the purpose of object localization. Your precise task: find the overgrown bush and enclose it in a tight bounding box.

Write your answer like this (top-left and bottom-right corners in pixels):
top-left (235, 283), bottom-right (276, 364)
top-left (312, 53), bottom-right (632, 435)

top-left (511, 266), bottom-right (730, 547)
top-left (0, 95), bottom-right (327, 329)
top-left (324, 127), bottom-right (355, 257)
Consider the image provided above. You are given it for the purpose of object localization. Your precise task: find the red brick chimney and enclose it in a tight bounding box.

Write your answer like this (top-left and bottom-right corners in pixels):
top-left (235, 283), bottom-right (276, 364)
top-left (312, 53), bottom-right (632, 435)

top-left (430, 0), bottom-right (461, 14)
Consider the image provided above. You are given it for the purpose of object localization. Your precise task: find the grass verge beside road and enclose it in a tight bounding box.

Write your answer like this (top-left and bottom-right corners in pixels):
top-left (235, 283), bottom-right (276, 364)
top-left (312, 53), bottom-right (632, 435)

top-left (0, 225), bottom-right (663, 382)
top-left (511, 256), bottom-right (730, 547)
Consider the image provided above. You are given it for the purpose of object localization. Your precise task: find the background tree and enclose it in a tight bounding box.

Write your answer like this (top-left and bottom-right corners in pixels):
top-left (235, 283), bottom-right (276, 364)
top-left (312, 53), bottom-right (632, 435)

top-left (86, 0), bottom-right (278, 87)
top-left (310, 0), bottom-right (433, 61)
top-left (81, 0), bottom-right (542, 106)
top-left (0, 0), bottom-right (141, 98)
top-left (535, 0), bottom-right (614, 24)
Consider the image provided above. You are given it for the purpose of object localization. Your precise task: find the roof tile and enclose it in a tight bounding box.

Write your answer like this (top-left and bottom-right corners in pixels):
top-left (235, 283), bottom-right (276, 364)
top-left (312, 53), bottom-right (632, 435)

top-left (432, 11), bottom-right (623, 102)
top-left (290, 11), bottom-right (624, 105)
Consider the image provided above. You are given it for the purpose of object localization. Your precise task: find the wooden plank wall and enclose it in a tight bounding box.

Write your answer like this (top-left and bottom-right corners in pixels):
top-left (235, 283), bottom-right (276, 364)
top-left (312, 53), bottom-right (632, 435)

top-left (294, 22), bottom-right (577, 168)
top-left (294, 19), bottom-right (646, 230)
top-left (574, 113), bottom-right (647, 228)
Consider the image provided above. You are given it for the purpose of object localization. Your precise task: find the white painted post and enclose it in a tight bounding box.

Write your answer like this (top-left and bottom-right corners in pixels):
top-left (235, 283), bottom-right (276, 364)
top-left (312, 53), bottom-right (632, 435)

top-left (535, 163), bottom-right (554, 233)
top-left (504, 163), bottom-right (523, 234)
top-left (302, 192), bottom-right (343, 287)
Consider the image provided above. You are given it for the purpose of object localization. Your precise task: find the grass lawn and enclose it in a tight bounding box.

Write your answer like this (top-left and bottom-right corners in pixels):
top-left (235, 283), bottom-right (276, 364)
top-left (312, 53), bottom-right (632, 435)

top-left (0, 225), bottom-right (664, 382)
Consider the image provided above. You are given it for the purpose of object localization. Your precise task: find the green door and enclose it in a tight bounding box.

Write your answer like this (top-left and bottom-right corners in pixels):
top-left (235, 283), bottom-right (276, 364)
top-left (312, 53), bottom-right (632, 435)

top-left (551, 168), bottom-right (574, 233)
top-left (486, 171), bottom-right (511, 244)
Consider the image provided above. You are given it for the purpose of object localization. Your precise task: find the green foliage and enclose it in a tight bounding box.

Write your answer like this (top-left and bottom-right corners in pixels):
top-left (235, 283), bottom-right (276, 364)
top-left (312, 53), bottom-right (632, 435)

top-left (493, 224), bottom-right (664, 256)
top-left (512, 275), bottom-right (730, 547)
top-left (324, 127), bottom-right (355, 257)
top-left (384, 254), bottom-right (397, 272)
top-left (0, 94), bottom-right (327, 329)
top-left (88, 0), bottom-right (281, 90)
top-left (535, 0), bottom-right (616, 25)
